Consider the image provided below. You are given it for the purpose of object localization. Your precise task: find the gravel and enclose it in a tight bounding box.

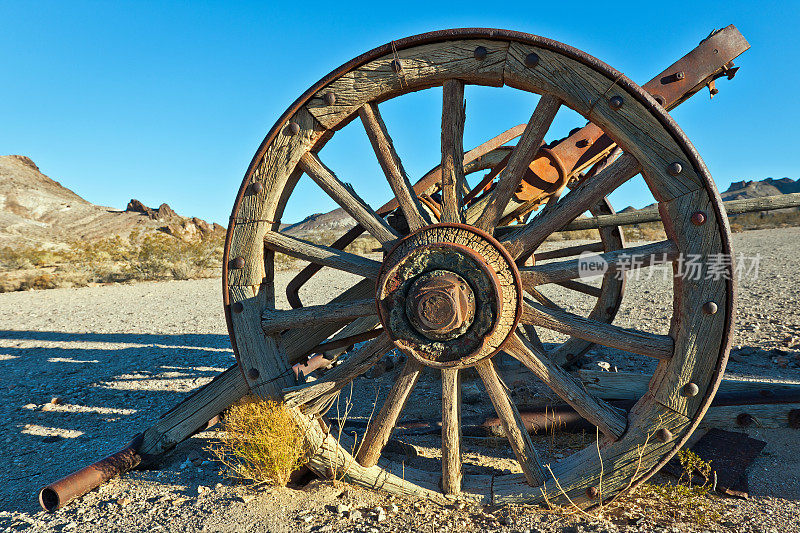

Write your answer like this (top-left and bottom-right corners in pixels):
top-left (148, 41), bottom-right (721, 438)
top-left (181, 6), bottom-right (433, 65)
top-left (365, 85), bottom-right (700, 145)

top-left (0, 227), bottom-right (798, 531)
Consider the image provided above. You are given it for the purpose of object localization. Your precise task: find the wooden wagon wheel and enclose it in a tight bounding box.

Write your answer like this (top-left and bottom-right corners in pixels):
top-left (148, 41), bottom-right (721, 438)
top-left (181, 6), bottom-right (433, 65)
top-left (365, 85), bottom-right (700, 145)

top-left (223, 29), bottom-right (734, 506)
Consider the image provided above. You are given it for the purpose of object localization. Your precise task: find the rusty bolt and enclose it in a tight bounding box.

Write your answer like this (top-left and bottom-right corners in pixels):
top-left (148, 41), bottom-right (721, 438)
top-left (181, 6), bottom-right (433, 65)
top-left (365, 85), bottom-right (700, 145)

top-left (250, 182), bottom-right (263, 194)
top-left (788, 409), bottom-right (800, 429)
top-left (287, 122), bottom-right (300, 135)
top-left (405, 271), bottom-right (475, 340)
top-left (474, 46), bottom-right (488, 60)
top-left (609, 96), bottom-right (624, 110)
top-left (586, 486), bottom-right (599, 499)
top-left (703, 301), bottom-right (718, 315)
top-left (691, 211), bottom-right (707, 226)
top-left (232, 302), bottom-right (244, 314)
top-left (323, 92), bottom-right (336, 106)
top-left (231, 257), bottom-right (245, 269)
top-left (675, 71), bottom-right (685, 80)
top-left (390, 59), bottom-right (402, 73)
top-left (247, 368), bottom-right (260, 380)
top-left (736, 413), bottom-right (755, 427)
top-left (655, 428), bottom-right (672, 442)
top-left (524, 52), bottom-right (540, 68)
top-left (653, 94), bottom-right (666, 105)
top-left (681, 382), bottom-right (700, 397)
top-left (667, 162), bottom-right (683, 176)
top-left (576, 139), bottom-right (590, 148)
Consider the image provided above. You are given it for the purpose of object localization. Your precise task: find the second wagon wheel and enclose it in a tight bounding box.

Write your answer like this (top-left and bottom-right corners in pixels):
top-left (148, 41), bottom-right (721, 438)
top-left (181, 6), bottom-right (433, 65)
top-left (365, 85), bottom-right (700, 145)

top-left (223, 29), bottom-right (734, 506)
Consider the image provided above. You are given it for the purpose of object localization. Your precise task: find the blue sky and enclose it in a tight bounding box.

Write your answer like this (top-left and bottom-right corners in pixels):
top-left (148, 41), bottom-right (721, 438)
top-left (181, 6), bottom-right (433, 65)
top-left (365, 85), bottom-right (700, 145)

top-left (2, 1), bottom-right (798, 225)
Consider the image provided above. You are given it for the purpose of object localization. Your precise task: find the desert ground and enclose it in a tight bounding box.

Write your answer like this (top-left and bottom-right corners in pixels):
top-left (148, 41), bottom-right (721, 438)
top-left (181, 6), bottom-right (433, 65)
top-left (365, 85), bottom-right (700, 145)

top-left (1, 227), bottom-right (799, 532)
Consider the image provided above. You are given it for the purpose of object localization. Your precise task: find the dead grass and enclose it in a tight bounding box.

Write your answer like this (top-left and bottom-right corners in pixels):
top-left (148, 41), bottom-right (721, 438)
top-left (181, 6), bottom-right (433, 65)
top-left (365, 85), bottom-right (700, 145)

top-left (209, 397), bottom-right (308, 487)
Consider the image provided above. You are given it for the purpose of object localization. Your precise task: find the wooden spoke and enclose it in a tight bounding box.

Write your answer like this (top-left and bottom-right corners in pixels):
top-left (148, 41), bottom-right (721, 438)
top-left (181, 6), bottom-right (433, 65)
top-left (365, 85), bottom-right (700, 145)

top-left (521, 324), bottom-right (546, 354)
top-left (505, 334), bottom-right (628, 439)
top-left (359, 102), bottom-right (431, 231)
top-left (441, 80), bottom-right (466, 223)
top-left (502, 153), bottom-right (641, 259)
top-left (555, 280), bottom-right (602, 298)
top-left (299, 152), bottom-right (399, 247)
top-left (534, 242), bottom-right (605, 261)
top-left (284, 333), bottom-right (394, 413)
top-left (262, 298), bottom-right (376, 335)
top-left (263, 230), bottom-right (381, 278)
top-left (521, 240), bottom-right (679, 287)
top-left (474, 95), bottom-right (561, 231)
top-left (355, 358), bottom-right (423, 467)
top-left (522, 299), bottom-right (674, 360)
top-left (528, 287), bottom-right (561, 310)
top-left (441, 367), bottom-right (462, 494)
top-left (475, 359), bottom-right (546, 486)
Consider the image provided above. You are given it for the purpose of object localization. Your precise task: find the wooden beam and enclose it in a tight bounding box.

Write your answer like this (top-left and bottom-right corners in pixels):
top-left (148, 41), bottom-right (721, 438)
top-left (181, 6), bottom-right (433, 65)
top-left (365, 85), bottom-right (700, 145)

top-left (263, 230), bottom-right (382, 278)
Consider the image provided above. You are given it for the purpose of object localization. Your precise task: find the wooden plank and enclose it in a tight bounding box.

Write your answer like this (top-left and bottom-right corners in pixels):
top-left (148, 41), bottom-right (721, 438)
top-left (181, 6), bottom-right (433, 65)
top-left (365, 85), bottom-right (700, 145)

top-left (298, 152), bottom-right (398, 247)
top-left (504, 42), bottom-right (704, 202)
top-left (359, 102), bottom-right (430, 231)
top-left (441, 367), bottom-right (462, 494)
top-left (522, 299), bottom-right (674, 360)
top-left (520, 240), bottom-right (678, 287)
top-left (263, 230), bottom-right (382, 278)
top-left (261, 298), bottom-right (376, 334)
top-left (355, 358), bottom-right (423, 467)
top-left (649, 189), bottom-right (729, 417)
top-left (475, 359), bottom-right (546, 486)
top-left (440, 79), bottom-right (466, 224)
top-left (506, 334), bottom-right (628, 439)
top-left (475, 94), bottom-right (561, 231)
top-left (701, 403), bottom-right (800, 429)
top-left (578, 370), bottom-right (800, 400)
top-left (306, 39), bottom-right (508, 129)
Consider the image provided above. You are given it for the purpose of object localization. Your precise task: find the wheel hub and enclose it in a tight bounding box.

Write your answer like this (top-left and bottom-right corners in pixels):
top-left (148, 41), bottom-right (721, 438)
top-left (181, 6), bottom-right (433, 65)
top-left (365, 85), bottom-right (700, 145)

top-left (376, 223), bottom-right (522, 368)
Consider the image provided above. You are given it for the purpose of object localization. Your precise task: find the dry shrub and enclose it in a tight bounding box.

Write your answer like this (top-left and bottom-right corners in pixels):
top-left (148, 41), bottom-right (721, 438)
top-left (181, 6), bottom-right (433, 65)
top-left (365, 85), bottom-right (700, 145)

top-left (210, 397), bottom-right (308, 486)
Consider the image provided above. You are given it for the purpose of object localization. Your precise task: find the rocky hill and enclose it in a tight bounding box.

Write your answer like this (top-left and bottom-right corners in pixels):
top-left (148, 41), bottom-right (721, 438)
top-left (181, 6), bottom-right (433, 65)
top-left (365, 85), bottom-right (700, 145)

top-left (0, 155), bottom-right (223, 247)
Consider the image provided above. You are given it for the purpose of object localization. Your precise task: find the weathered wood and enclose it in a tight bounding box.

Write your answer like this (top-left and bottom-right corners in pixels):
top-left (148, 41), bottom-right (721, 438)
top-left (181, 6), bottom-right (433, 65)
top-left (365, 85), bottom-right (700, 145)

top-left (520, 240), bottom-right (678, 287)
top-left (534, 241), bottom-right (605, 261)
top-left (649, 189), bottom-right (729, 417)
top-left (502, 153), bottom-right (640, 259)
top-left (555, 279), bottom-right (602, 298)
top-left (283, 333), bottom-right (394, 414)
top-left (262, 298), bottom-right (376, 334)
top-left (441, 79), bottom-right (466, 224)
top-left (291, 408), bottom-right (450, 503)
top-left (138, 365), bottom-right (249, 460)
top-left (306, 39), bottom-right (508, 129)
top-left (506, 334), bottom-right (628, 439)
top-left (298, 152), bottom-right (398, 247)
top-left (359, 102), bottom-right (430, 231)
top-left (355, 358), bottom-right (423, 467)
top-left (578, 370), bottom-right (800, 400)
top-left (701, 403), bottom-right (800, 429)
top-left (522, 299), bottom-right (674, 360)
top-left (263, 230), bottom-right (382, 278)
top-left (441, 367), bottom-right (462, 494)
top-left (475, 359), bottom-right (546, 486)
top-left (504, 42), bottom-right (705, 202)
top-left (475, 95), bottom-right (561, 232)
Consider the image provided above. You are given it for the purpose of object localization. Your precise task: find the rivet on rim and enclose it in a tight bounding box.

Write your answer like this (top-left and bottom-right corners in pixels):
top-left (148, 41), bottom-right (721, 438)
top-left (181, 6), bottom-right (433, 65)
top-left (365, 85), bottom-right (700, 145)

top-left (586, 486), bottom-right (599, 499)
top-left (524, 52), bottom-right (540, 68)
top-left (474, 46), bottom-right (488, 60)
top-left (247, 368), bottom-right (260, 380)
top-left (702, 301), bottom-right (718, 315)
top-left (691, 211), bottom-right (707, 226)
top-left (323, 92), bottom-right (336, 106)
top-left (390, 59), bottom-right (402, 73)
top-left (287, 122), bottom-right (300, 135)
top-left (655, 428), bottom-right (673, 442)
top-left (681, 382), bottom-right (700, 397)
top-left (653, 94), bottom-right (666, 105)
top-left (250, 182), bottom-right (263, 194)
top-left (609, 95), bottom-right (624, 110)
top-left (231, 257), bottom-right (245, 269)
top-left (736, 413), bottom-right (754, 427)
top-left (667, 162), bottom-right (683, 176)
top-left (232, 302), bottom-right (244, 314)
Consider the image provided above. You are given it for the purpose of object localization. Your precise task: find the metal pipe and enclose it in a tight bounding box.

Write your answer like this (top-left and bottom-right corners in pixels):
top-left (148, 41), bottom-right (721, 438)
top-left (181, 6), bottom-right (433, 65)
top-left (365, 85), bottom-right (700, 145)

top-left (38, 434), bottom-right (143, 512)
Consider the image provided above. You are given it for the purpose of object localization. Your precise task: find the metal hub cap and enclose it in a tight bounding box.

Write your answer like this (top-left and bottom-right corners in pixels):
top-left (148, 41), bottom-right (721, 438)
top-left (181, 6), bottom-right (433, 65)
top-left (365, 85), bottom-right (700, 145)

top-left (405, 270), bottom-right (475, 340)
top-left (376, 223), bottom-right (522, 368)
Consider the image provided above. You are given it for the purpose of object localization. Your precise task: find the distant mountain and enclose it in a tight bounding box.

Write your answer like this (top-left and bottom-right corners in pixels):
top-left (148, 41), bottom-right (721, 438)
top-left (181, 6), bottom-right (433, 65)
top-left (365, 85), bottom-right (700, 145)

top-left (282, 207), bottom-right (356, 237)
top-left (0, 155), bottom-right (223, 248)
